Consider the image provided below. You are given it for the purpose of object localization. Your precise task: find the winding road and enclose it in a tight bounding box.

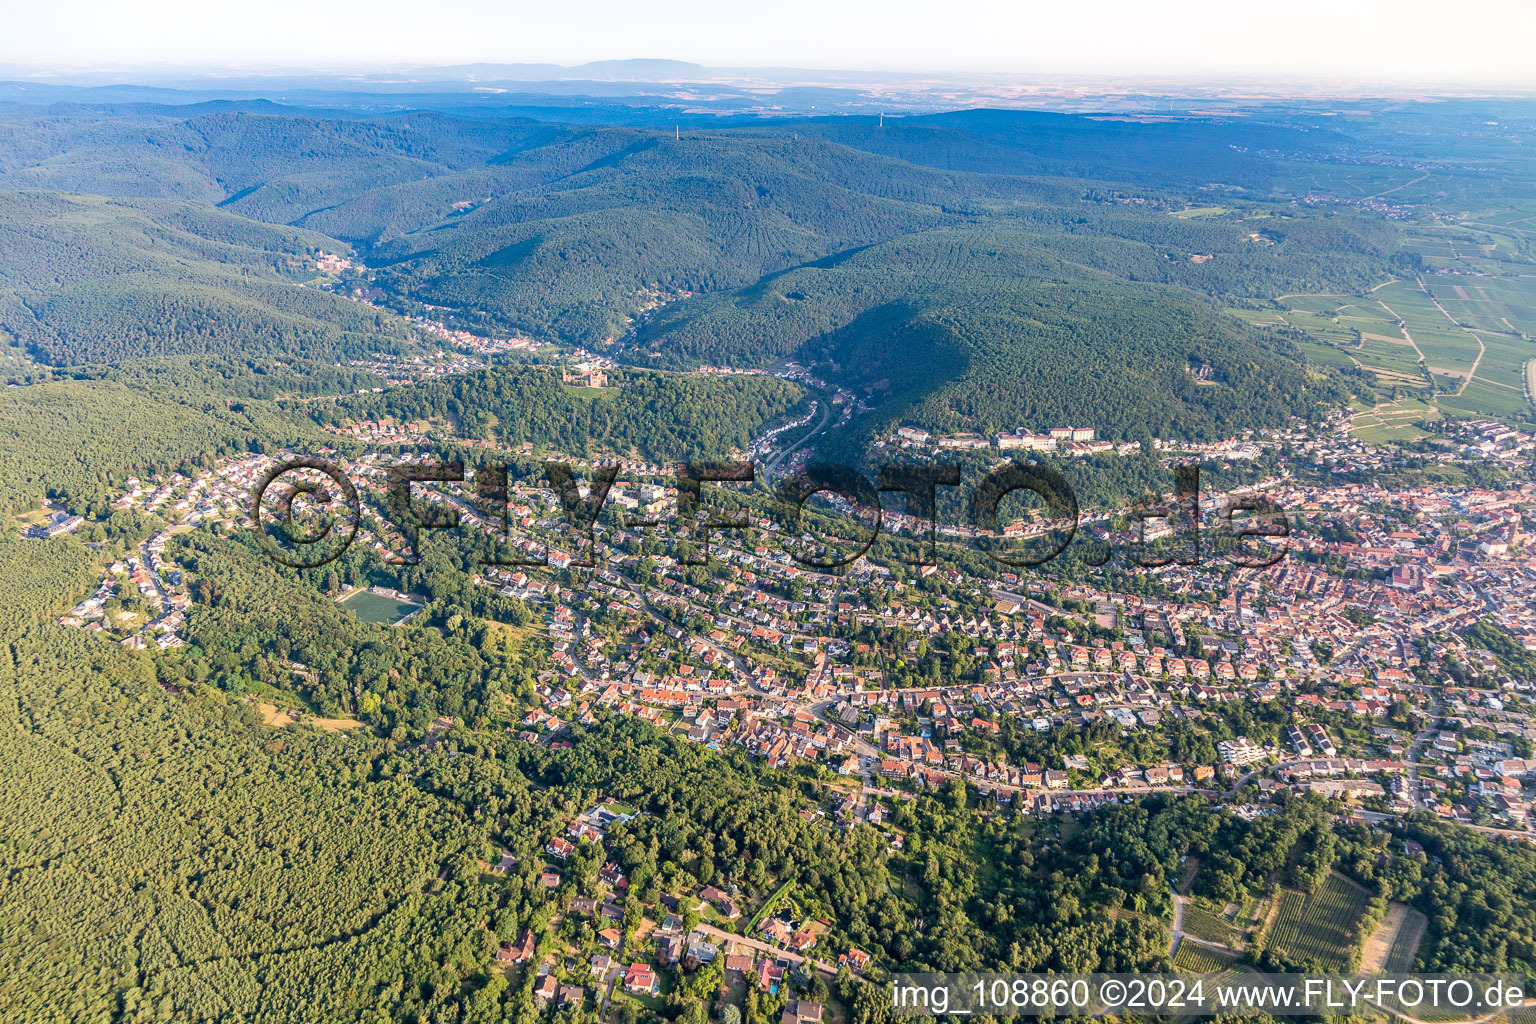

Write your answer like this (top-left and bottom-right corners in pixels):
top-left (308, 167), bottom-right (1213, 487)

top-left (761, 388), bottom-right (833, 482)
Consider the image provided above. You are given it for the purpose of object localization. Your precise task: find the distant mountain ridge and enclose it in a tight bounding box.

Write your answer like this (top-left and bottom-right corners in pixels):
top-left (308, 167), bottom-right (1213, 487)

top-left (0, 101), bottom-right (1409, 450)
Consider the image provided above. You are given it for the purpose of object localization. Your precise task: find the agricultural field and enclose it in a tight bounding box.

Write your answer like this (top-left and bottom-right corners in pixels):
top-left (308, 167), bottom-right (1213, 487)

top-left (1290, 336), bottom-right (1364, 372)
top-left (1374, 280), bottom-right (1479, 384)
top-left (1433, 325), bottom-right (1536, 417)
top-left (1423, 276), bottom-right (1536, 336)
top-left (1181, 902), bottom-right (1246, 948)
top-left (1360, 902), bottom-right (1427, 972)
top-left (1171, 943), bottom-right (1238, 973)
top-left (1243, 199), bottom-right (1536, 428)
top-left (1349, 396), bottom-right (1442, 444)
top-left (1289, 163), bottom-right (1434, 200)
top-left (1401, 227), bottom-right (1512, 277)
top-left (1263, 873), bottom-right (1373, 971)
top-left (1254, 270), bottom-right (1536, 425)
top-left (1232, 896), bottom-right (1269, 935)
top-left (1399, 214), bottom-right (1536, 416)
top-left (1382, 906), bottom-right (1427, 973)
top-left (1168, 945), bottom-right (1250, 1024)
top-left (1239, 291), bottom-right (1432, 395)
top-left (1227, 307), bottom-right (1289, 329)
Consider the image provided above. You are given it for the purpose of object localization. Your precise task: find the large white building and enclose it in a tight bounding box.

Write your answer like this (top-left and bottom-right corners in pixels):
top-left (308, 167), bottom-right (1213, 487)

top-left (996, 432), bottom-right (1057, 451)
top-left (1218, 737), bottom-right (1268, 766)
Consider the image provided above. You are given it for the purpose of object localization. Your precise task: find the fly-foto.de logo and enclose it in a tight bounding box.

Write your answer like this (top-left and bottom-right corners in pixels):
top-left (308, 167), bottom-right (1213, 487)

top-left (251, 456), bottom-right (1289, 571)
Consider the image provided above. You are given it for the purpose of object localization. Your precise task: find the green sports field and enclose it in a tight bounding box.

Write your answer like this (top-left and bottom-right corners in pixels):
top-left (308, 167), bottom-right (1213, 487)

top-left (341, 589), bottom-right (423, 625)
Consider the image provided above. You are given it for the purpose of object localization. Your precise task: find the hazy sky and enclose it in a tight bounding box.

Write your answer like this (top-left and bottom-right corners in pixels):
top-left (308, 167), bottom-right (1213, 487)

top-left (6, 0), bottom-right (1534, 87)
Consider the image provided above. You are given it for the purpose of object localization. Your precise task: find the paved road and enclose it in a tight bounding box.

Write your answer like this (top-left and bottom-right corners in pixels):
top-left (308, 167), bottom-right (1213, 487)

top-left (762, 390), bottom-right (832, 482)
top-left (1367, 169), bottom-right (1430, 199)
top-left (1351, 808), bottom-right (1536, 842)
top-left (691, 923), bottom-right (839, 976)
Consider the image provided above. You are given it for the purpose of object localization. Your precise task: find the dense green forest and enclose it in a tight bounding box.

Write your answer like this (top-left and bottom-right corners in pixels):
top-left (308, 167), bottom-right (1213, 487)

top-left (0, 110), bottom-right (555, 212)
top-left (342, 133), bottom-right (1393, 350)
top-left (0, 106), bottom-right (1399, 451)
top-left (176, 531), bottom-right (543, 732)
top-left (11, 352), bottom-right (385, 400)
top-left (309, 365), bottom-right (805, 459)
top-left (0, 109), bottom-right (1395, 357)
top-left (0, 540), bottom-right (508, 1024)
top-left (0, 192), bottom-right (420, 365)
top-left (1338, 817), bottom-right (1536, 979)
top-left (0, 373), bottom-right (330, 516)
top-left (0, 352), bottom-right (393, 516)
top-left (477, 716), bottom-right (1182, 974)
top-left (630, 228), bottom-right (1351, 442)
top-left (788, 109), bottom-right (1349, 190)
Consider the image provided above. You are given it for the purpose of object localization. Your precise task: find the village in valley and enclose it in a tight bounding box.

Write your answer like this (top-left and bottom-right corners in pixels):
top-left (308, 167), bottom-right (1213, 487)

top-left (8, 29), bottom-right (1536, 1023)
top-left (50, 395), bottom-right (1536, 821)
top-left (30, 253), bottom-right (1536, 1011)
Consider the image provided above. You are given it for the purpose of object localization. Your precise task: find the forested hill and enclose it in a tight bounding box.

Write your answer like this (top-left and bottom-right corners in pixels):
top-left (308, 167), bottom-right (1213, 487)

top-left (0, 192), bottom-right (416, 365)
top-left (0, 541), bottom-right (502, 1024)
top-left (310, 365), bottom-right (806, 461)
top-left (346, 133), bottom-right (977, 344)
top-left (633, 224), bottom-right (1391, 372)
top-left (791, 108), bottom-right (1351, 189)
top-left (0, 110), bottom-right (563, 209)
top-left (0, 104), bottom-right (1400, 462)
top-left (0, 108), bottom-right (1399, 353)
top-left (0, 358), bottom-right (804, 515)
top-left (0, 104), bottom-right (1361, 205)
top-left (0, 372), bottom-right (329, 516)
top-left (271, 128), bottom-right (1395, 349)
top-left (631, 228), bottom-right (1350, 442)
